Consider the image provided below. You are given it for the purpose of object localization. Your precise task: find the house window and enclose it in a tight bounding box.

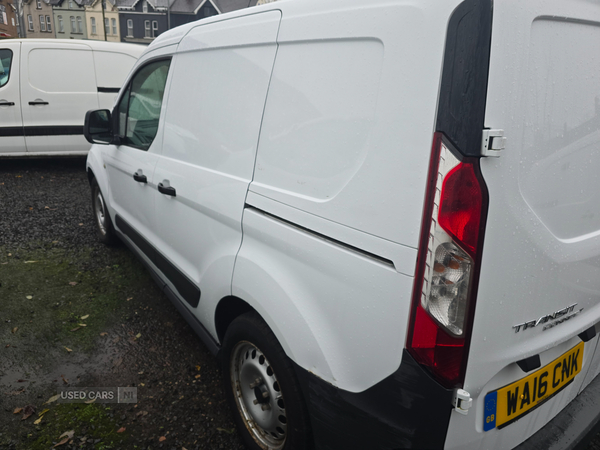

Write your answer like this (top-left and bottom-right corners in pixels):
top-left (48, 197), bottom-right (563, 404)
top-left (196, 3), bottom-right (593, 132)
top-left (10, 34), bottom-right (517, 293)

top-left (152, 20), bottom-right (157, 37)
top-left (104, 17), bottom-right (109, 34)
top-left (91, 16), bottom-right (96, 34)
top-left (127, 19), bottom-right (133, 37)
top-left (76, 16), bottom-right (82, 33)
top-left (142, 1), bottom-right (147, 12)
top-left (144, 20), bottom-right (150, 38)
top-left (111, 18), bottom-right (116, 35)
top-left (46, 15), bottom-right (51, 32)
top-left (28, 14), bottom-right (34, 31)
top-left (70, 16), bottom-right (75, 32)
top-left (58, 15), bottom-right (64, 32)
top-left (36, 0), bottom-right (42, 8)
top-left (39, 14), bottom-right (46, 31)
top-left (69, 0), bottom-right (74, 8)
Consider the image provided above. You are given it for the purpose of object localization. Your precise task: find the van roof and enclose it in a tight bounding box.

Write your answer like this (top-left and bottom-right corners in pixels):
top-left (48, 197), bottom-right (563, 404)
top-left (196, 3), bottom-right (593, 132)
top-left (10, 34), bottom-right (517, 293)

top-left (8, 39), bottom-right (145, 56)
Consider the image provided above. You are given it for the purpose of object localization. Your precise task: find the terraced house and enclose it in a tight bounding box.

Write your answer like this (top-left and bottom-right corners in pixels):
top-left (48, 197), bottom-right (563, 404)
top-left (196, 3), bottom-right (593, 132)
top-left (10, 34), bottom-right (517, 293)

top-left (21, 0), bottom-right (54, 37)
top-left (85, 0), bottom-right (120, 41)
top-left (0, 0), bottom-right (18, 38)
top-left (50, 0), bottom-right (90, 39)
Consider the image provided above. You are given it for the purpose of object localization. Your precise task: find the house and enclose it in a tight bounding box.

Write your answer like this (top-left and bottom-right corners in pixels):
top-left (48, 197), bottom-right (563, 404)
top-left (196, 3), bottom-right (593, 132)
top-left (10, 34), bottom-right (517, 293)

top-left (20, 0), bottom-right (55, 38)
top-left (50, 0), bottom-right (91, 39)
top-left (85, 0), bottom-right (120, 41)
top-left (117, 0), bottom-right (257, 44)
top-left (0, 0), bottom-right (18, 38)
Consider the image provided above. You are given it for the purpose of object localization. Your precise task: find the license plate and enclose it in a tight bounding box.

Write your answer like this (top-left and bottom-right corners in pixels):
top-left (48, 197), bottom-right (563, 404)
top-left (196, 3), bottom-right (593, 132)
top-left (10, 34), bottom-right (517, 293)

top-left (483, 341), bottom-right (584, 431)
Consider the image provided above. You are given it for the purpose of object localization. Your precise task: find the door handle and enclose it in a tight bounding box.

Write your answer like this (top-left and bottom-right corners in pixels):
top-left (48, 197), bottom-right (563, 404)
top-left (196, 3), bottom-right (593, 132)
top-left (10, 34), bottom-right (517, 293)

top-left (0, 101), bottom-right (15, 106)
top-left (133, 172), bottom-right (147, 183)
top-left (158, 182), bottom-right (176, 197)
top-left (28, 101), bottom-right (49, 105)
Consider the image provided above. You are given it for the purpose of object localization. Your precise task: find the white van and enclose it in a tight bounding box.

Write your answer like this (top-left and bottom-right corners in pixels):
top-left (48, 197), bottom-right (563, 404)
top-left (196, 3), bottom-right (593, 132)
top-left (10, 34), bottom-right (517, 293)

top-left (83, 0), bottom-right (600, 448)
top-left (0, 39), bottom-right (143, 157)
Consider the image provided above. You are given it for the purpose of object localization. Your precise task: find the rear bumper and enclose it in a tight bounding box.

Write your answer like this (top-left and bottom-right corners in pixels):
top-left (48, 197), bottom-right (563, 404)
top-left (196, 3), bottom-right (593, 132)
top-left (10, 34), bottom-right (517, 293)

top-left (514, 371), bottom-right (600, 450)
top-left (292, 350), bottom-right (454, 450)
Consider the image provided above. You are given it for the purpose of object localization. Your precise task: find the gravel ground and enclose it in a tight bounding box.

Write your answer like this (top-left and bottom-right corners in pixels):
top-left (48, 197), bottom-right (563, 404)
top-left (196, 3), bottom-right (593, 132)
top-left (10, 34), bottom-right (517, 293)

top-left (0, 157), bottom-right (245, 450)
top-left (1, 157), bottom-right (600, 450)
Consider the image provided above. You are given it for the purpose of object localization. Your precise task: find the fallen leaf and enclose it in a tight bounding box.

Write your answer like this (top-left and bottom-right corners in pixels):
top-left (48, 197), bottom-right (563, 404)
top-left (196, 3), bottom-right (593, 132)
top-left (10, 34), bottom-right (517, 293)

top-left (77, 324), bottom-right (87, 327)
top-left (194, 375), bottom-right (201, 379)
top-left (34, 417), bottom-right (43, 425)
top-left (53, 437), bottom-right (69, 448)
top-left (45, 206), bottom-right (49, 209)
top-left (21, 404), bottom-right (35, 420)
top-left (26, 295), bottom-right (33, 299)
top-left (70, 327), bottom-right (81, 332)
top-left (159, 436), bottom-right (166, 442)
top-left (64, 347), bottom-right (72, 352)
top-left (61, 375), bottom-right (68, 385)
top-left (5, 344), bottom-right (10, 348)
top-left (216, 427), bottom-right (236, 435)
top-left (59, 430), bottom-right (75, 439)
top-left (135, 333), bottom-right (141, 339)
top-left (117, 427), bottom-right (126, 433)
top-left (13, 407), bottom-right (23, 414)
top-left (80, 315), bottom-right (89, 320)
top-left (100, 332), bottom-right (108, 336)
top-left (139, 383), bottom-right (145, 387)
top-left (126, 297), bottom-right (133, 301)
top-left (24, 261), bottom-right (38, 264)
top-left (38, 408), bottom-right (50, 417)
top-left (68, 281), bottom-right (77, 286)
top-left (45, 394), bottom-right (59, 404)
top-left (195, 365), bottom-right (201, 371)
top-left (84, 398), bottom-right (96, 404)
top-left (17, 379), bottom-right (27, 383)
top-left (11, 327), bottom-right (18, 334)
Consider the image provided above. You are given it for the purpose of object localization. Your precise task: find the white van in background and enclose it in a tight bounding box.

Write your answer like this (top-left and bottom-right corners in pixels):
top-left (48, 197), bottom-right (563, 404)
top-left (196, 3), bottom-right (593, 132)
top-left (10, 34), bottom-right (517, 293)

top-left (83, 0), bottom-right (600, 449)
top-left (0, 39), bottom-right (143, 157)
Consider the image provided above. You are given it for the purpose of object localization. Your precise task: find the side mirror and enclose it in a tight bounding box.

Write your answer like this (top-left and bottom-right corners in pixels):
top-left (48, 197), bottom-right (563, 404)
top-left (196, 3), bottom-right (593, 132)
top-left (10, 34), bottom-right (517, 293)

top-left (84, 109), bottom-right (116, 145)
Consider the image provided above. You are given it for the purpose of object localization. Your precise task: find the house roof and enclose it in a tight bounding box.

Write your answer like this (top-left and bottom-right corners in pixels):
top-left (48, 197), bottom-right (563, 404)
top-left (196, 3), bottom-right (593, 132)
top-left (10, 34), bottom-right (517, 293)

top-left (212, 0), bottom-right (256, 13)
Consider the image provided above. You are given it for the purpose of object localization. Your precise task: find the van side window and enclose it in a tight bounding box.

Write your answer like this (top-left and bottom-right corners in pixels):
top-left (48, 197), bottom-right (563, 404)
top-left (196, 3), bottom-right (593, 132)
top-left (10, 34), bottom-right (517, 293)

top-left (0, 49), bottom-right (13, 88)
top-left (116, 59), bottom-right (171, 151)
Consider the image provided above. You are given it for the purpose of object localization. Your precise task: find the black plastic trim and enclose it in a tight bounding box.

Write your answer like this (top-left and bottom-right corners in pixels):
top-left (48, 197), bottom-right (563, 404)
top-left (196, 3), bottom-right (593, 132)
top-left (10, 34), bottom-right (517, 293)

top-left (436, 0), bottom-right (493, 157)
top-left (115, 214), bottom-right (201, 308)
top-left (579, 326), bottom-right (596, 343)
top-left (115, 228), bottom-right (219, 355)
top-left (293, 349), bottom-right (453, 449)
top-left (0, 125), bottom-right (83, 137)
top-left (98, 87), bottom-right (121, 93)
top-left (517, 354), bottom-right (542, 373)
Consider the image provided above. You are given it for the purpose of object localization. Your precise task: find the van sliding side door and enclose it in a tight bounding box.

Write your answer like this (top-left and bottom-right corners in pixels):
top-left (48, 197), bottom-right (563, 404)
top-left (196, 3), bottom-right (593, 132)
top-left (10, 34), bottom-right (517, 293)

top-left (20, 41), bottom-right (98, 154)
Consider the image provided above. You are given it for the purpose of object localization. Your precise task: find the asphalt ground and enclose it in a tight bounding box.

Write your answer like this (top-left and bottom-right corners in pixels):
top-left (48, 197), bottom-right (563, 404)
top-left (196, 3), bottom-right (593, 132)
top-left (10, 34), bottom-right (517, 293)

top-left (1, 156), bottom-right (599, 450)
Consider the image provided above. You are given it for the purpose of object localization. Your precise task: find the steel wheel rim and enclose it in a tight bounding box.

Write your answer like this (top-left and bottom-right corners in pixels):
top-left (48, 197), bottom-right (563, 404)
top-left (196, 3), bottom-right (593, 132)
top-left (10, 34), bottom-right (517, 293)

top-left (230, 341), bottom-right (287, 450)
top-left (95, 190), bottom-right (107, 235)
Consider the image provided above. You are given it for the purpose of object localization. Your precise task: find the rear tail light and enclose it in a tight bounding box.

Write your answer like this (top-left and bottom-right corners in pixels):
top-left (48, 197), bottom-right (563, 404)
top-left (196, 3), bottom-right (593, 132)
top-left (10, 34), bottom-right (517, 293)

top-left (407, 133), bottom-right (488, 387)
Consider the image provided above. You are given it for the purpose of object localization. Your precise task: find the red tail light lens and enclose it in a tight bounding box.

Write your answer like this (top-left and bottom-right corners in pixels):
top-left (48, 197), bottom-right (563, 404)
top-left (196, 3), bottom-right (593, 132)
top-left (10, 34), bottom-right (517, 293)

top-left (407, 133), bottom-right (488, 387)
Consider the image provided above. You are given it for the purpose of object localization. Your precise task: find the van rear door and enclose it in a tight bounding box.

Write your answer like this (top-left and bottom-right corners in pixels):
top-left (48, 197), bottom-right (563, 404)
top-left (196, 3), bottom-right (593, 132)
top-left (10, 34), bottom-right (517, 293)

top-left (444, 1), bottom-right (600, 449)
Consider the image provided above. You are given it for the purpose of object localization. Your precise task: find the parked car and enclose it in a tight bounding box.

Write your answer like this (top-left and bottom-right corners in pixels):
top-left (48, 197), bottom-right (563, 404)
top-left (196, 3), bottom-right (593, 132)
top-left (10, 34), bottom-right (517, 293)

top-left (83, 0), bottom-right (600, 448)
top-left (0, 39), bottom-right (143, 157)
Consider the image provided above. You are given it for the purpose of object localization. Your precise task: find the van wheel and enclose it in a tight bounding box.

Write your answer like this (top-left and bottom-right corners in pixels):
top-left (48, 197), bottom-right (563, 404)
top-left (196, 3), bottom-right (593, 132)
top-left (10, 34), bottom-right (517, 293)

top-left (221, 312), bottom-right (312, 450)
top-left (91, 177), bottom-right (117, 245)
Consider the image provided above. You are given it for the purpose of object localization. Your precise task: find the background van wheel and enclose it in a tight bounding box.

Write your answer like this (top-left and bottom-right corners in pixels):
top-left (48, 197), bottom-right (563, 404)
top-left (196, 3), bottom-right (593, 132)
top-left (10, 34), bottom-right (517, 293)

top-left (91, 177), bottom-right (117, 245)
top-left (221, 312), bottom-right (313, 450)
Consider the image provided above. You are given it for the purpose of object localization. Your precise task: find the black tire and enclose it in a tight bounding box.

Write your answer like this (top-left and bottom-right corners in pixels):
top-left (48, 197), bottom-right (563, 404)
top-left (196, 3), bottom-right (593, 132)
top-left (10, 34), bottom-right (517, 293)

top-left (221, 312), bottom-right (313, 450)
top-left (90, 177), bottom-right (117, 245)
